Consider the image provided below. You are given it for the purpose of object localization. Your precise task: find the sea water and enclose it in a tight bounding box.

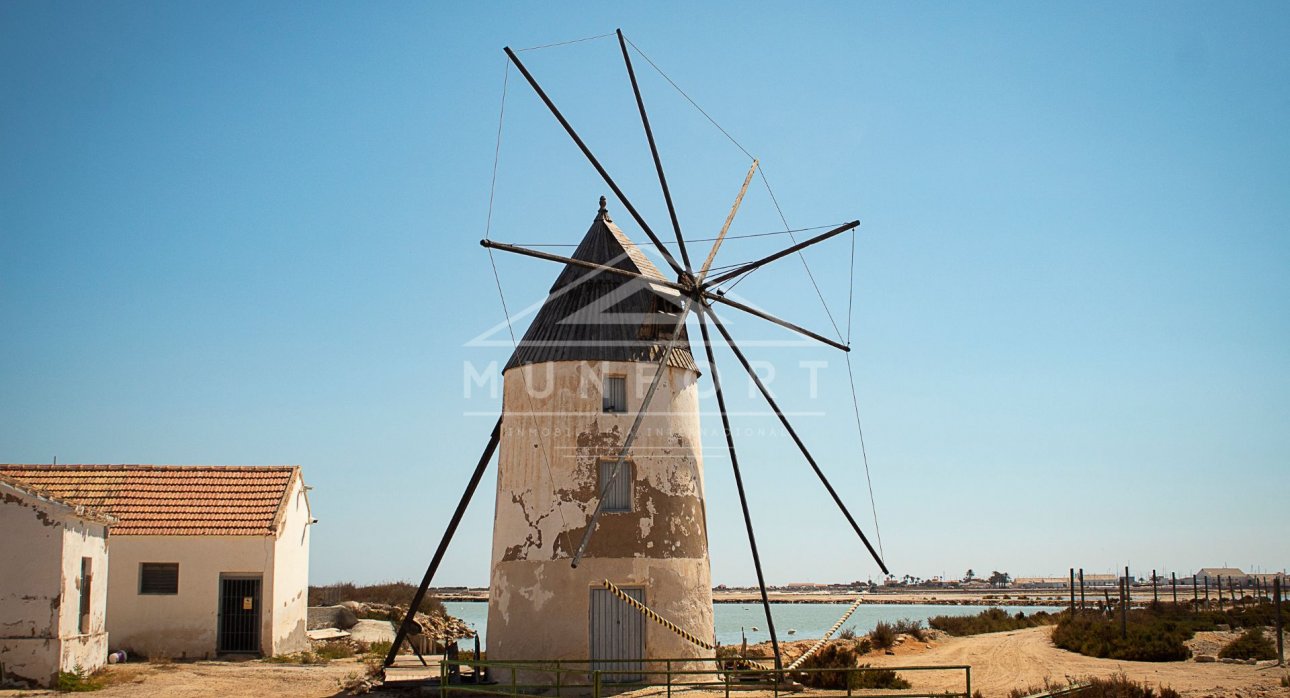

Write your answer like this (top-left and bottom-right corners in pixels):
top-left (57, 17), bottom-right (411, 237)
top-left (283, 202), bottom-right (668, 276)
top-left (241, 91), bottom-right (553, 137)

top-left (444, 601), bottom-right (1053, 648)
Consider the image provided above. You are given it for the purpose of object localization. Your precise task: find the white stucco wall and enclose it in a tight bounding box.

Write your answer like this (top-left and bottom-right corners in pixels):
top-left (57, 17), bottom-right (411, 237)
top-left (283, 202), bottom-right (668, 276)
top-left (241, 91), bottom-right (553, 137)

top-left (0, 489), bottom-right (109, 687)
top-left (488, 359), bottom-right (714, 672)
top-left (106, 536), bottom-right (277, 659)
top-left (270, 477), bottom-right (310, 655)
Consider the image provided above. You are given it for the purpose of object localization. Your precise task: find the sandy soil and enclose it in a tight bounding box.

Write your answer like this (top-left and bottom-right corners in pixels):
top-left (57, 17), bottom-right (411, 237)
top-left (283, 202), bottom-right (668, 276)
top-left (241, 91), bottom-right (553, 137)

top-left (862, 626), bottom-right (1289, 697)
top-left (0, 657), bottom-right (373, 698)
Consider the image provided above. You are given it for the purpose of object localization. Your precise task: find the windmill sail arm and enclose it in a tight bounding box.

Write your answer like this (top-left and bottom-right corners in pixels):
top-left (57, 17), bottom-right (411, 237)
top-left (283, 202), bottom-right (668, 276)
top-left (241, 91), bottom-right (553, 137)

top-left (703, 220), bottom-right (859, 287)
top-left (703, 292), bottom-right (849, 352)
top-left (617, 29), bottom-right (692, 274)
top-left (695, 306), bottom-right (783, 671)
top-left (481, 239), bottom-right (689, 296)
top-left (697, 159), bottom-right (759, 283)
top-left (705, 306), bottom-right (890, 575)
top-left (504, 46), bottom-right (687, 279)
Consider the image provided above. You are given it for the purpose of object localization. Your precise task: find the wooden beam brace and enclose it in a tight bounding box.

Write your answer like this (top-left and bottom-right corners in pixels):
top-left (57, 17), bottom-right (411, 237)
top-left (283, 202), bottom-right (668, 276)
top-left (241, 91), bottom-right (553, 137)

top-left (385, 416), bottom-right (503, 667)
top-left (570, 298), bottom-right (694, 568)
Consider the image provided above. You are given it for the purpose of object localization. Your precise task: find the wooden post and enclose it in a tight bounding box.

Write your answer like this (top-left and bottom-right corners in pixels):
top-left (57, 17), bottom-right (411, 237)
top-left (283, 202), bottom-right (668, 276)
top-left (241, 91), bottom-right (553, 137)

top-left (1172, 572), bottom-right (1177, 605)
top-left (1205, 576), bottom-right (1210, 606)
top-left (1069, 568), bottom-right (1076, 614)
top-left (1273, 577), bottom-right (1284, 666)
top-left (1120, 576), bottom-right (1128, 639)
top-left (1152, 569), bottom-right (1158, 604)
top-left (1079, 568), bottom-right (1085, 610)
top-left (1218, 575), bottom-right (1224, 608)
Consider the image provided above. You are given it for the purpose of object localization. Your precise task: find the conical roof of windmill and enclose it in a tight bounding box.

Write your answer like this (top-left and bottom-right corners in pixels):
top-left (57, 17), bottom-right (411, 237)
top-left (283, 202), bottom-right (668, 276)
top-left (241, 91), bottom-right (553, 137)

top-left (504, 196), bottom-right (697, 373)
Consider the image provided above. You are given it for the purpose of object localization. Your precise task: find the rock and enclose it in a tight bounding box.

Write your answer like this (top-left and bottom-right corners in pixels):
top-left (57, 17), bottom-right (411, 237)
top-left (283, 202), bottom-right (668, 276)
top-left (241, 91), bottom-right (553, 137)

top-left (1194, 655), bottom-right (1216, 663)
top-left (1219, 657), bottom-right (1240, 664)
top-left (307, 605), bottom-right (359, 631)
top-left (884, 650), bottom-right (895, 655)
top-left (1216, 624), bottom-right (1231, 631)
top-left (349, 619), bottom-right (397, 645)
top-left (307, 628), bottom-right (351, 641)
top-left (340, 600), bottom-right (368, 616)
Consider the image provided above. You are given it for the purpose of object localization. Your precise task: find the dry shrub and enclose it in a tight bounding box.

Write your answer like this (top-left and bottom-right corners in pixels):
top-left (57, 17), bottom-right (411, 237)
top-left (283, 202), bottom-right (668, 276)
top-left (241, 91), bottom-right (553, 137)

top-left (869, 621), bottom-right (897, 650)
top-left (1218, 628), bottom-right (1275, 660)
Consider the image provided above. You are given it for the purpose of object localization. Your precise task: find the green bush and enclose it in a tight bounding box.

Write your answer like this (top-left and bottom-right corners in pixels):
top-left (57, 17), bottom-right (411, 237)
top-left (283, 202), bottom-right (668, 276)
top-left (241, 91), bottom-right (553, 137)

top-left (1052, 613), bottom-right (1190, 661)
top-left (1218, 629), bottom-right (1275, 660)
top-left (869, 621), bottom-right (897, 650)
top-left (929, 607), bottom-right (1059, 636)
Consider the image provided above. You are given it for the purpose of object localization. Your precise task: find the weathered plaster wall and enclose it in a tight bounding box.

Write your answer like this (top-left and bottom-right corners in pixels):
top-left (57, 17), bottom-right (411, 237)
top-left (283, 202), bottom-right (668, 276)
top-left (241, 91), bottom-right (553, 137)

top-left (0, 490), bottom-right (109, 687)
top-left (106, 536), bottom-right (276, 658)
top-left (487, 360), bottom-right (714, 669)
top-left (270, 478), bottom-right (310, 655)
top-left (57, 519), bottom-right (110, 677)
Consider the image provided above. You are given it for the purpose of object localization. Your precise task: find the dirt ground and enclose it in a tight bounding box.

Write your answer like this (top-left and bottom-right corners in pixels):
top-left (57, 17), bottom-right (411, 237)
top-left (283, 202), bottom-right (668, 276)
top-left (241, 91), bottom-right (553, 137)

top-left (0, 657), bottom-right (374, 698)
top-left (3, 628), bottom-right (1285, 697)
top-left (860, 626), bottom-right (1288, 697)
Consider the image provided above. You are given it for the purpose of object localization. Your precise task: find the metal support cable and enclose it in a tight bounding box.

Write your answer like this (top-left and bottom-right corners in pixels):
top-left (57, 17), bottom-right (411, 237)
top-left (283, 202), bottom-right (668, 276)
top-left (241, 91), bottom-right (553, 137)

top-left (482, 59), bottom-right (573, 555)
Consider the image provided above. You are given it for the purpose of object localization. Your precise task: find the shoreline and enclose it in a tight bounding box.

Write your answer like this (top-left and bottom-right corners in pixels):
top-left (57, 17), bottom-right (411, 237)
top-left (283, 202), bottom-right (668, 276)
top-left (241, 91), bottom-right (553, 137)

top-left (437, 591), bottom-right (1097, 607)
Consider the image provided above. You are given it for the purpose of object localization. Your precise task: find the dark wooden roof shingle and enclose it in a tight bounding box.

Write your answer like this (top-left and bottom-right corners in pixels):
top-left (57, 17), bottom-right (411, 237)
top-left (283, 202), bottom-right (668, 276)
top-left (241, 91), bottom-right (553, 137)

top-left (504, 202), bottom-right (697, 373)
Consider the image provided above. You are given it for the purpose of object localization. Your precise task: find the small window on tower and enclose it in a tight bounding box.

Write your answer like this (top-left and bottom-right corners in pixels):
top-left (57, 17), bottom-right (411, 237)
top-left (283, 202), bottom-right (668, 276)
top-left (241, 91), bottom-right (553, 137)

top-left (603, 375), bottom-right (627, 413)
top-left (598, 459), bottom-right (634, 513)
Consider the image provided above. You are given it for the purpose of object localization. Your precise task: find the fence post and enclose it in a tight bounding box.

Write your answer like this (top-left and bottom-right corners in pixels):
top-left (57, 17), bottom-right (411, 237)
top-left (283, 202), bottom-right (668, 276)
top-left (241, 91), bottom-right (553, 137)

top-left (965, 665), bottom-right (971, 698)
top-left (1172, 572), bottom-right (1177, 605)
top-left (594, 670), bottom-right (602, 698)
top-left (511, 666), bottom-right (517, 697)
top-left (1205, 576), bottom-right (1210, 606)
top-left (1120, 577), bottom-right (1128, 640)
top-left (724, 665), bottom-right (731, 698)
top-left (1079, 568), bottom-right (1085, 610)
top-left (1274, 577), bottom-right (1284, 667)
top-left (1069, 568), bottom-right (1076, 615)
top-left (1152, 569), bottom-right (1158, 604)
top-left (439, 653), bottom-right (448, 698)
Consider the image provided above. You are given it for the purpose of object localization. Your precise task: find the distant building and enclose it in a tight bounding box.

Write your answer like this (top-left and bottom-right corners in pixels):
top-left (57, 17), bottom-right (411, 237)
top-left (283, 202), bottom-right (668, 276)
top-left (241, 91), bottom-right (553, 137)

top-left (0, 465), bottom-right (311, 659)
top-left (1192, 567), bottom-right (1247, 583)
top-left (1014, 577), bottom-right (1069, 589)
top-left (0, 474), bottom-right (113, 688)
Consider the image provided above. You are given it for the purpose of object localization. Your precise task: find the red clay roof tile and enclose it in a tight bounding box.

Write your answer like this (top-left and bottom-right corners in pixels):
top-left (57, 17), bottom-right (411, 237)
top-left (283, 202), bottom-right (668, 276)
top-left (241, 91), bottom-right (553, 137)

top-left (0, 465), bottom-right (300, 536)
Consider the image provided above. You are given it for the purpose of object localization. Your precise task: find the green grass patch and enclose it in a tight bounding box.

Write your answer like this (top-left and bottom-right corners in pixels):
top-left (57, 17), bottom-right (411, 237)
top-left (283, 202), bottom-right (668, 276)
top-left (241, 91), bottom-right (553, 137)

top-left (929, 607), bottom-right (1060, 636)
top-left (57, 667), bottom-right (107, 692)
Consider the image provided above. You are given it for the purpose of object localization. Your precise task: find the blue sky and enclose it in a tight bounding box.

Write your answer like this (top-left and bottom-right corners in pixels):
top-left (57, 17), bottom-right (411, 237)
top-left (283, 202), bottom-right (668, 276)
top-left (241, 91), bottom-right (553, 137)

top-left (2, 2), bottom-right (1287, 586)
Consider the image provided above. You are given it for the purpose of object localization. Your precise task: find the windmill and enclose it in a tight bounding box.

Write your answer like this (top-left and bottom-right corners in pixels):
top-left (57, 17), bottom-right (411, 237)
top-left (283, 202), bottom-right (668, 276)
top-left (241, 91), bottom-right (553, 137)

top-left (386, 29), bottom-right (889, 678)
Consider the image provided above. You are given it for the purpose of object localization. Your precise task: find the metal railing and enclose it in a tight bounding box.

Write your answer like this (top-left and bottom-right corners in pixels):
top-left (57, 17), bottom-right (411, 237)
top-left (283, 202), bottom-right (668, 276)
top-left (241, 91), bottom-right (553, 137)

top-left (438, 657), bottom-right (972, 698)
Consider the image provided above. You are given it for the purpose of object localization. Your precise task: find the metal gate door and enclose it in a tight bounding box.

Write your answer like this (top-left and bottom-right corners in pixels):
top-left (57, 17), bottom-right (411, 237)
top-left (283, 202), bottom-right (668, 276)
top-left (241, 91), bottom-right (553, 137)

top-left (590, 586), bottom-right (645, 683)
top-left (218, 576), bottom-right (262, 654)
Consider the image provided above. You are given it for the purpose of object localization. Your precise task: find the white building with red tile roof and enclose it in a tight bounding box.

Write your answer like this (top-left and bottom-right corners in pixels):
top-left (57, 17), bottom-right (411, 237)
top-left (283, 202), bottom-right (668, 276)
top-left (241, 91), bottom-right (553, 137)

top-left (0, 465), bottom-right (311, 659)
top-left (0, 473), bottom-right (113, 687)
